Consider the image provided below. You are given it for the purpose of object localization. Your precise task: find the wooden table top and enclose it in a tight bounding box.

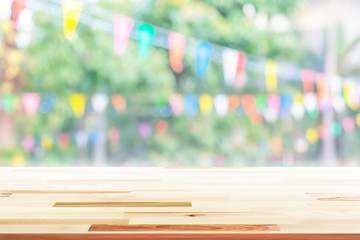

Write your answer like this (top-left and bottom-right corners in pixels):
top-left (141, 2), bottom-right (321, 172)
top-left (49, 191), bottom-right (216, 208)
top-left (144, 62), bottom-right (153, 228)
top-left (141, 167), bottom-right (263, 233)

top-left (0, 167), bottom-right (360, 240)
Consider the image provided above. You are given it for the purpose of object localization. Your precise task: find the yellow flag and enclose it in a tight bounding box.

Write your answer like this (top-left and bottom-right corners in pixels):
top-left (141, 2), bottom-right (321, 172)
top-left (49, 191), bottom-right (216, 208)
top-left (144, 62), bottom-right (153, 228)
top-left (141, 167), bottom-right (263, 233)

top-left (69, 94), bottom-right (86, 117)
top-left (62, 0), bottom-right (83, 41)
top-left (343, 79), bottom-right (359, 110)
top-left (199, 94), bottom-right (213, 114)
top-left (42, 135), bottom-right (53, 150)
top-left (265, 61), bottom-right (277, 92)
top-left (293, 93), bottom-right (303, 104)
top-left (12, 155), bottom-right (25, 167)
top-left (306, 128), bottom-right (318, 144)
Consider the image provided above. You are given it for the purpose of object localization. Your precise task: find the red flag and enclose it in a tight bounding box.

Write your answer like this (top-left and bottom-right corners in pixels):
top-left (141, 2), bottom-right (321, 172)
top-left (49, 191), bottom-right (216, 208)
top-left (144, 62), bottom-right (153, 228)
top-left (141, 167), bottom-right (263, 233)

top-left (242, 95), bottom-right (262, 124)
top-left (11, 0), bottom-right (29, 29)
top-left (234, 52), bottom-right (247, 89)
top-left (301, 69), bottom-right (314, 93)
top-left (168, 32), bottom-right (186, 73)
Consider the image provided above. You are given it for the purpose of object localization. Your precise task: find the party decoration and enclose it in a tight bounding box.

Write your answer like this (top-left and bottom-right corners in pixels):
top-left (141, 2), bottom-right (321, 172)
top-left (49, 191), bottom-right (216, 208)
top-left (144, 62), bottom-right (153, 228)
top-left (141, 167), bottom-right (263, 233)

top-left (185, 95), bottom-right (198, 116)
top-left (22, 93), bottom-right (40, 115)
top-left (169, 93), bottom-right (183, 115)
top-left (108, 128), bottom-right (120, 142)
top-left (222, 49), bottom-right (238, 87)
top-left (306, 128), bottom-right (318, 144)
top-left (265, 61), bottom-right (277, 92)
top-left (12, 155), bottom-right (25, 167)
top-left (270, 137), bottom-right (282, 154)
top-left (304, 93), bottom-right (318, 117)
top-left (301, 69), bottom-right (314, 93)
top-left (199, 94), bottom-right (213, 115)
top-left (196, 42), bottom-right (212, 80)
top-left (69, 94), bottom-right (86, 118)
top-left (280, 94), bottom-right (292, 118)
top-left (22, 136), bottom-right (35, 152)
top-left (156, 120), bottom-right (168, 134)
top-left (243, 94), bottom-right (262, 124)
top-left (113, 14), bottom-right (134, 56)
top-left (331, 122), bottom-right (342, 136)
top-left (62, 0), bottom-right (83, 41)
top-left (343, 117), bottom-right (355, 133)
top-left (168, 32), bottom-right (186, 73)
top-left (317, 125), bottom-right (329, 140)
top-left (356, 113), bottom-right (360, 127)
top-left (343, 79), bottom-right (359, 110)
top-left (139, 123), bottom-right (152, 138)
top-left (11, 0), bottom-right (29, 29)
top-left (255, 95), bottom-right (267, 112)
top-left (2, 94), bottom-right (17, 113)
top-left (75, 131), bottom-right (88, 148)
top-left (41, 135), bottom-right (53, 150)
top-left (316, 73), bottom-right (331, 112)
top-left (267, 94), bottom-right (280, 114)
top-left (332, 95), bottom-right (345, 114)
top-left (228, 95), bottom-right (241, 110)
top-left (111, 94), bottom-right (126, 113)
top-left (92, 93), bottom-right (108, 114)
top-left (214, 94), bottom-right (228, 117)
top-left (137, 24), bottom-right (155, 61)
top-left (234, 51), bottom-right (247, 89)
top-left (58, 133), bottom-right (70, 149)
top-left (294, 137), bottom-right (308, 154)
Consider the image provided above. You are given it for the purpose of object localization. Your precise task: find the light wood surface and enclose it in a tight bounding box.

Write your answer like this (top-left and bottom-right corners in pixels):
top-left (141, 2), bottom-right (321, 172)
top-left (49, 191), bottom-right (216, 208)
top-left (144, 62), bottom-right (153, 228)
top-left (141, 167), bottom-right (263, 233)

top-left (0, 167), bottom-right (360, 239)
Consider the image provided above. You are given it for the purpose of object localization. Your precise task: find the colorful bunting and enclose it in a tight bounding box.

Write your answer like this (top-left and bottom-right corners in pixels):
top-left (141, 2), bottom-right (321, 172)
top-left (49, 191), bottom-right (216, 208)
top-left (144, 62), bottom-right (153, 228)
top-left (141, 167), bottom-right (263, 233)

top-left (58, 133), bottom-right (70, 149)
top-left (113, 14), bottom-right (134, 56)
top-left (222, 49), bottom-right (238, 87)
top-left (235, 52), bottom-right (247, 89)
top-left (137, 24), bottom-right (155, 61)
top-left (228, 95), bottom-right (241, 110)
top-left (92, 93), bottom-right (108, 114)
top-left (185, 95), bottom-right (198, 116)
top-left (280, 94), bottom-right (292, 118)
top-left (22, 136), bottom-right (34, 152)
top-left (306, 128), bottom-right (318, 144)
top-left (2, 94), bottom-right (17, 113)
top-left (41, 135), bottom-right (53, 150)
top-left (11, 0), bottom-right (29, 29)
top-left (156, 120), bottom-right (168, 134)
top-left (111, 94), bottom-right (126, 113)
top-left (62, 0), bottom-right (83, 41)
top-left (69, 94), bottom-right (86, 118)
top-left (22, 93), bottom-right (40, 115)
top-left (316, 73), bottom-right (331, 112)
top-left (139, 123), bottom-right (152, 138)
top-left (243, 95), bottom-right (262, 124)
top-left (169, 93), bottom-right (183, 115)
top-left (343, 79), bottom-right (359, 111)
top-left (265, 61), bottom-right (277, 92)
top-left (214, 94), bottom-right (228, 117)
top-left (168, 32), bottom-right (186, 73)
top-left (108, 128), bottom-right (120, 142)
top-left (196, 42), bottom-right (212, 80)
top-left (199, 94), bottom-right (213, 115)
top-left (301, 69), bottom-right (314, 93)
top-left (343, 117), bottom-right (355, 133)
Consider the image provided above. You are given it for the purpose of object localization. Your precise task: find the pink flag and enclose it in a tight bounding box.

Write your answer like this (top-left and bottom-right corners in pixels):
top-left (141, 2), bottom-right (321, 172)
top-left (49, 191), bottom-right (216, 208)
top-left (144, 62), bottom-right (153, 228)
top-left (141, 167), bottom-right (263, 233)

top-left (267, 94), bottom-right (280, 113)
top-left (113, 14), bottom-right (134, 56)
top-left (23, 93), bottom-right (40, 115)
top-left (169, 93), bottom-right (183, 115)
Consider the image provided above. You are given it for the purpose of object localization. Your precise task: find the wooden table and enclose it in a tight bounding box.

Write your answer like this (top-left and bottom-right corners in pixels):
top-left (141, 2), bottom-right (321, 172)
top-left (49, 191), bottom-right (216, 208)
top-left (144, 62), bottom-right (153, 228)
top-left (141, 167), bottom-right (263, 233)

top-left (0, 167), bottom-right (360, 240)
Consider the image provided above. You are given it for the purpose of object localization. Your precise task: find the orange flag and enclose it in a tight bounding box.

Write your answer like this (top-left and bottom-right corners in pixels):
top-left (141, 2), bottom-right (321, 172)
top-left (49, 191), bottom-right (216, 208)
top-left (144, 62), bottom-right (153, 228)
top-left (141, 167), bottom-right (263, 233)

top-left (168, 32), bottom-right (186, 73)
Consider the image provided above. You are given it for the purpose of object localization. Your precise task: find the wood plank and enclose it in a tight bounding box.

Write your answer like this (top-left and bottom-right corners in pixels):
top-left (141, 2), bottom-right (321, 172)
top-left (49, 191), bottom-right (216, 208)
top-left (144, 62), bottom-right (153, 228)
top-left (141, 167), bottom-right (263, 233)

top-left (88, 224), bottom-right (280, 232)
top-left (0, 234), bottom-right (360, 240)
top-left (0, 193), bottom-right (12, 197)
top-left (53, 202), bottom-right (192, 207)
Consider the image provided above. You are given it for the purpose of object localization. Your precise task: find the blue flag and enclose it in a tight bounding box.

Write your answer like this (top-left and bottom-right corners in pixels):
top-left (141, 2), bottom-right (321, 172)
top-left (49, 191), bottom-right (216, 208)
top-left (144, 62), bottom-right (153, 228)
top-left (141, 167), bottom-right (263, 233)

top-left (196, 42), bottom-right (212, 80)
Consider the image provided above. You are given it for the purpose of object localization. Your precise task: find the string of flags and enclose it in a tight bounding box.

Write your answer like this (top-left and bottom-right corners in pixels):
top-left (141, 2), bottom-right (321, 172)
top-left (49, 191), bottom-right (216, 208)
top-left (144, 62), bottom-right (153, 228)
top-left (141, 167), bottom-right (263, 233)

top-left (0, 91), bottom-right (358, 119)
top-left (10, 0), bottom-right (360, 91)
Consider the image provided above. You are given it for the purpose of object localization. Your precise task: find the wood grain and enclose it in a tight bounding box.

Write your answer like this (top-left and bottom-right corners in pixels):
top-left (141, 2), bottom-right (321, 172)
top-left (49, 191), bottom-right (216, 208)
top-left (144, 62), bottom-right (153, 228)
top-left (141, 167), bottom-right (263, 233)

top-left (53, 202), bottom-right (192, 207)
top-left (88, 224), bottom-right (279, 232)
top-left (0, 167), bottom-right (360, 239)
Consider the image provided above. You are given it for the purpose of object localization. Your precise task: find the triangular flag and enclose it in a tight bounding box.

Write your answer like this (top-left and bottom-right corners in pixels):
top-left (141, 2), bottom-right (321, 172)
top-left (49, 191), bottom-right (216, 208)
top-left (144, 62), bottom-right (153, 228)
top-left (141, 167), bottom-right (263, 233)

top-left (11, 0), bottom-right (29, 29)
top-left (267, 94), bottom-right (280, 114)
top-left (265, 60), bottom-right (277, 92)
top-left (137, 23), bottom-right (155, 61)
top-left (92, 94), bottom-right (108, 114)
top-left (196, 42), bottom-right (212, 80)
top-left (280, 94), bottom-right (292, 118)
top-left (199, 94), bottom-right (213, 115)
top-left (228, 95), bottom-right (241, 110)
top-left (243, 94), bottom-right (262, 124)
top-left (41, 135), bottom-right (53, 150)
top-left (22, 136), bottom-right (35, 152)
top-left (62, 0), bottom-right (83, 41)
top-left (214, 94), bottom-right (228, 117)
top-left (301, 69), bottom-right (314, 93)
top-left (185, 95), bottom-right (198, 116)
top-left (235, 51), bottom-right (247, 89)
top-left (113, 15), bottom-right (134, 56)
top-left (316, 73), bottom-right (331, 112)
top-left (111, 94), bottom-right (126, 113)
top-left (343, 79), bottom-right (359, 110)
top-left (58, 133), bottom-right (70, 149)
top-left (22, 93), bottom-right (40, 115)
top-left (168, 32), bottom-right (186, 73)
top-left (222, 48), bottom-right (238, 87)
top-left (69, 94), bottom-right (86, 118)
top-left (75, 131), bottom-right (88, 148)
top-left (2, 94), bottom-right (17, 113)
top-left (304, 92), bottom-right (318, 117)
top-left (169, 93), bottom-right (183, 115)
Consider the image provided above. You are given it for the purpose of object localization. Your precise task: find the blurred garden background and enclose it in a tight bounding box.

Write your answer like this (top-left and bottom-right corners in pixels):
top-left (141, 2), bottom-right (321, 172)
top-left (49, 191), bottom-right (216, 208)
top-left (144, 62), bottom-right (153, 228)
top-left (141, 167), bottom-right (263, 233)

top-left (1, 0), bottom-right (360, 167)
